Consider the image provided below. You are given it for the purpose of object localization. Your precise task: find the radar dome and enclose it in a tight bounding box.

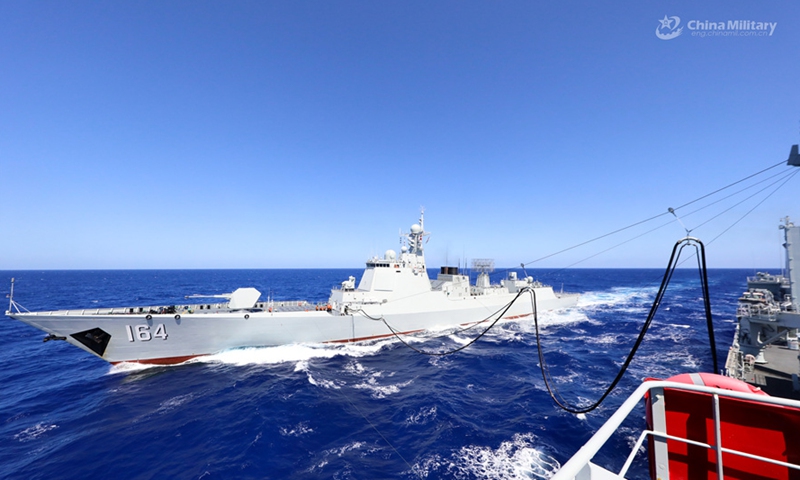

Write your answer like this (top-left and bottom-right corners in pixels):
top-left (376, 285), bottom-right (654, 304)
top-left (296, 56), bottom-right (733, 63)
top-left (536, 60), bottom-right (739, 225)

top-left (384, 250), bottom-right (397, 260)
top-left (410, 224), bottom-right (422, 234)
top-left (401, 246), bottom-right (408, 253)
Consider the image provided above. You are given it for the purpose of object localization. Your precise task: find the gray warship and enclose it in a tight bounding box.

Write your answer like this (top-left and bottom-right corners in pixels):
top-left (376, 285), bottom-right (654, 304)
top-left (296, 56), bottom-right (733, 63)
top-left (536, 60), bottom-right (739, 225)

top-left (6, 212), bottom-right (579, 365)
top-left (725, 215), bottom-right (800, 399)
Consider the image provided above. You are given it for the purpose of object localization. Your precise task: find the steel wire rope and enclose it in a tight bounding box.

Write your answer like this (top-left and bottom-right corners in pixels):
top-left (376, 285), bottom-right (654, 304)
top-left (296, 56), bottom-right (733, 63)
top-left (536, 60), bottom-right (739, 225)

top-left (482, 160), bottom-right (795, 299)
top-left (548, 167), bottom-right (798, 273)
top-left (678, 167), bottom-right (796, 225)
top-left (685, 168), bottom-right (798, 233)
top-left (351, 159), bottom-right (793, 340)
top-left (489, 158), bottom-right (791, 282)
top-left (703, 169), bottom-right (799, 245)
top-left (671, 169), bottom-right (798, 267)
top-left (670, 158), bottom-right (787, 211)
top-left (550, 219), bottom-right (677, 271)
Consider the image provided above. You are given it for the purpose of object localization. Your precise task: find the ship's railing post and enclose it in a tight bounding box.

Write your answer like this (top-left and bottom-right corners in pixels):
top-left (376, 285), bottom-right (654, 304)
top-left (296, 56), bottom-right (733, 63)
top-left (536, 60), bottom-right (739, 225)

top-left (649, 386), bottom-right (670, 480)
top-left (713, 393), bottom-right (725, 480)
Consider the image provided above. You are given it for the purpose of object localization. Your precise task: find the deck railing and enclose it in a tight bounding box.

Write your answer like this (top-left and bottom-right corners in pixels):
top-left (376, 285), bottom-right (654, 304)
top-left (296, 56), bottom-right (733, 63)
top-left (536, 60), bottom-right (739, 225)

top-left (551, 380), bottom-right (800, 480)
top-left (13, 299), bottom-right (326, 316)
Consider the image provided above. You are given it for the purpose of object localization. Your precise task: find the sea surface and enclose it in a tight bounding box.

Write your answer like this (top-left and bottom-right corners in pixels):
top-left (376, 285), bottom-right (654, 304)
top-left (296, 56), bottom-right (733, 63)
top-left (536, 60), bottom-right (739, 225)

top-left (0, 268), bottom-right (759, 479)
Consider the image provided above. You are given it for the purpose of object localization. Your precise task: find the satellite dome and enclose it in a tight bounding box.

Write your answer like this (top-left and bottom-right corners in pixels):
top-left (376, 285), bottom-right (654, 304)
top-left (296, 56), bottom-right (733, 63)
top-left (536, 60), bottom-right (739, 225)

top-left (384, 249), bottom-right (397, 260)
top-left (410, 224), bottom-right (422, 234)
top-left (401, 245), bottom-right (408, 253)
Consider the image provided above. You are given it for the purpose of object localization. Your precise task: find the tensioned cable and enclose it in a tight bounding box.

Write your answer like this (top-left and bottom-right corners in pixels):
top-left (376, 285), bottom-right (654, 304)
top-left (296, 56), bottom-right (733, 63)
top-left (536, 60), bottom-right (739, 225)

top-left (555, 218), bottom-right (676, 270)
top-left (674, 169), bottom-right (799, 267)
top-left (687, 168), bottom-right (798, 233)
top-left (516, 158), bottom-right (790, 270)
top-left (704, 169), bottom-right (799, 245)
top-left (518, 212), bottom-right (670, 268)
top-left (671, 158), bottom-right (787, 211)
top-left (557, 167), bottom-right (798, 272)
top-left (481, 159), bottom-right (796, 286)
top-left (679, 167), bottom-right (795, 223)
top-left (553, 170), bottom-right (800, 273)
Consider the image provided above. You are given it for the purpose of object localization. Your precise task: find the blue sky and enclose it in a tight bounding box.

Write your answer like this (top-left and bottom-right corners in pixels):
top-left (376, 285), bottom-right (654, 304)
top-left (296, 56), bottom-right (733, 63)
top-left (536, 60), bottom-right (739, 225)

top-left (1, 1), bottom-right (799, 269)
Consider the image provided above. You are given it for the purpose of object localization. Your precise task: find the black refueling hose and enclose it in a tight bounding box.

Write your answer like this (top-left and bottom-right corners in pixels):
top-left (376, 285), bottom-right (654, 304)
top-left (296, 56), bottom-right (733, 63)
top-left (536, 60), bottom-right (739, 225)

top-left (535, 236), bottom-right (718, 414)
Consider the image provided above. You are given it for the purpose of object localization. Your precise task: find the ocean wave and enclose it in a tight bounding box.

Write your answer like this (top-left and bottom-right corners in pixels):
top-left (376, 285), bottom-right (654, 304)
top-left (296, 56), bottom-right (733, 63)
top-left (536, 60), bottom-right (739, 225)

top-left (279, 422), bottom-right (313, 437)
top-left (577, 287), bottom-right (657, 309)
top-left (405, 406), bottom-right (438, 426)
top-left (350, 366), bottom-right (414, 399)
top-left (354, 378), bottom-right (414, 398)
top-left (106, 340), bottom-right (399, 374)
top-left (200, 341), bottom-right (395, 366)
top-left (155, 392), bottom-right (198, 414)
top-left (14, 423), bottom-right (59, 443)
top-left (411, 432), bottom-right (560, 479)
top-left (307, 441), bottom-right (369, 474)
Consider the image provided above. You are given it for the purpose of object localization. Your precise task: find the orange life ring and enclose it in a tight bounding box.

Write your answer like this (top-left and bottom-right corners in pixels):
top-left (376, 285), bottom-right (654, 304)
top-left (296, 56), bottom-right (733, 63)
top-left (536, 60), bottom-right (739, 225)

top-left (662, 373), bottom-right (767, 396)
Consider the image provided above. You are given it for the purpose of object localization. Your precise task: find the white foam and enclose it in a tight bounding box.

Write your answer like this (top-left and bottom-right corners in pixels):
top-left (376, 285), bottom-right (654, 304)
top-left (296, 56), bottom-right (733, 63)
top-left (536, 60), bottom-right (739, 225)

top-left (280, 422), bottom-right (313, 437)
top-left (324, 441), bottom-right (367, 457)
top-left (106, 339), bottom-right (399, 375)
top-left (14, 423), bottom-right (58, 442)
top-left (578, 287), bottom-right (656, 310)
top-left (406, 406), bottom-right (438, 425)
top-left (294, 360), bottom-right (341, 389)
top-left (107, 362), bottom-right (159, 375)
top-left (306, 441), bottom-right (368, 474)
top-left (197, 341), bottom-right (393, 366)
top-left (415, 432), bottom-right (560, 479)
top-left (155, 393), bottom-right (197, 414)
top-left (353, 371), bottom-right (413, 399)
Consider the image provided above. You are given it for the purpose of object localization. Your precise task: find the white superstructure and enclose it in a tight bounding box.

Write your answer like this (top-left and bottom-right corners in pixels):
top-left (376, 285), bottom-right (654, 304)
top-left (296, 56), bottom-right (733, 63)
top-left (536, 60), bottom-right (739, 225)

top-left (6, 212), bottom-right (579, 365)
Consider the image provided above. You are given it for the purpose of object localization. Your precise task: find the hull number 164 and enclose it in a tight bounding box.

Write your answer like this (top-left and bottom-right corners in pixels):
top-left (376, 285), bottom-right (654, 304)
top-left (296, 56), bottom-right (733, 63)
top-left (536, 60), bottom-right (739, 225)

top-left (125, 324), bottom-right (168, 342)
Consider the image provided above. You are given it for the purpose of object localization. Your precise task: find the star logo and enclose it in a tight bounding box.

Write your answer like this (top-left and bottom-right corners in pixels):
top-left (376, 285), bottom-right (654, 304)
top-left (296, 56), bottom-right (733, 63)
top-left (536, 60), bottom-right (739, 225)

top-left (656, 15), bottom-right (683, 40)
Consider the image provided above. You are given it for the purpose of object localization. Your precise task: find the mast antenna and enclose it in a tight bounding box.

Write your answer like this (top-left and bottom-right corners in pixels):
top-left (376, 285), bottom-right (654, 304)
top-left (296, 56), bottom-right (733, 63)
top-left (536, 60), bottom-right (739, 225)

top-left (7, 278), bottom-right (15, 314)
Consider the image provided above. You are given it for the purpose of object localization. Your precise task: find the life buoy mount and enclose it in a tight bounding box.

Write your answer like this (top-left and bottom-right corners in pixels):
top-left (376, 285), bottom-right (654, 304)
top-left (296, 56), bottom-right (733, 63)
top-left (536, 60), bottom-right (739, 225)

top-left (654, 372), bottom-right (768, 396)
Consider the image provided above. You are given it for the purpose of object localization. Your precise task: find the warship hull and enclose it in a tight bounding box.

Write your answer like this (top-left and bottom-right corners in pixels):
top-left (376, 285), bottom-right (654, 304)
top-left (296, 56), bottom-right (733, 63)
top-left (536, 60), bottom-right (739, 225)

top-left (7, 212), bottom-right (579, 364)
top-left (10, 289), bottom-right (577, 364)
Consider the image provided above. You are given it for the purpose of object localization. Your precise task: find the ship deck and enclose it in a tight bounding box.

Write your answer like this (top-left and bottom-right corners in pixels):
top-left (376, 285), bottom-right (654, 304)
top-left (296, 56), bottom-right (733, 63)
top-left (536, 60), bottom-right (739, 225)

top-left (738, 343), bottom-right (800, 400)
top-left (10, 299), bottom-right (328, 316)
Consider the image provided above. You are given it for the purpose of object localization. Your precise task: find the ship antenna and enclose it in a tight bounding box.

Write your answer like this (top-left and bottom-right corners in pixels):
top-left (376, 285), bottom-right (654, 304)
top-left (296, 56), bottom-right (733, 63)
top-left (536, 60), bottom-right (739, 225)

top-left (7, 278), bottom-right (15, 314)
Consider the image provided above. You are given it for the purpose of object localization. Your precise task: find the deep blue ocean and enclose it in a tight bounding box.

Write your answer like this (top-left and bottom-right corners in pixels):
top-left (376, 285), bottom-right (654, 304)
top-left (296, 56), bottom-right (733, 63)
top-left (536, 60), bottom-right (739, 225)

top-left (0, 268), bottom-right (757, 479)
